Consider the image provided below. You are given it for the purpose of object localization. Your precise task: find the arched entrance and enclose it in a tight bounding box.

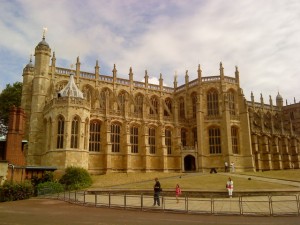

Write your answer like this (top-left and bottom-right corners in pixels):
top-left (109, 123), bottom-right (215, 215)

top-left (184, 155), bottom-right (196, 172)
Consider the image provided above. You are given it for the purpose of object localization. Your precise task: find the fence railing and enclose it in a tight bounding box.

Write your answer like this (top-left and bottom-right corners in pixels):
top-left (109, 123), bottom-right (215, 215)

top-left (38, 190), bottom-right (300, 217)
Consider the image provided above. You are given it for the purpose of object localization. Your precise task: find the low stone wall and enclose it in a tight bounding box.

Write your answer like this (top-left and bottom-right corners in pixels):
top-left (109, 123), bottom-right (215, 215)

top-left (0, 161), bottom-right (8, 185)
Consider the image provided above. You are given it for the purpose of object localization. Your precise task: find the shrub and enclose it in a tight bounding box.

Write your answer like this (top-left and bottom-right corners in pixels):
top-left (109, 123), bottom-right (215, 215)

top-left (59, 167), bottom-right (92, 190)
top-left (37, 181), bottom-right (64, 195)
top-left (0, 181), bottom-right (34, 202)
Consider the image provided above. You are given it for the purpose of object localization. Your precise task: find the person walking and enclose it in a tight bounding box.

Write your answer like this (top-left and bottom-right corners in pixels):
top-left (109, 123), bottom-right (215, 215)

top-left (224, 161), bottom-right (228, 172)
top-left (153, 177), bottom-right (161, 206)
top-left (226, 177), bottom-right (233, 198)
top-left (230, 162), bottom-right (235, 172)
top-left (175, 184), bottom-right (182, 203)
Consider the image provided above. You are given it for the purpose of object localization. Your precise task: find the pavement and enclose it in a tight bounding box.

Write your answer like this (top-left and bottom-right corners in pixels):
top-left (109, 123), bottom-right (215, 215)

top-left (0, 173), bottom-right (300, 225)
top-left (1, 198), bottom-right (300, 225)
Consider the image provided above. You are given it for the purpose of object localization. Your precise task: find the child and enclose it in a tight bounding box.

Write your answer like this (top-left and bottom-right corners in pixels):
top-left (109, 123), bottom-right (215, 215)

top-left (226, 177), bottom-right (233, 198)
top-left (175, 184), bottom-right (182, 203)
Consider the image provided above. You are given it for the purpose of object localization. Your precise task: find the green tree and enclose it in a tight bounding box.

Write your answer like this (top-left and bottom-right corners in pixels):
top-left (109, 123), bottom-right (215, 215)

top-left (59, 167), bottom-right (92, 190)
top-left (0, 82), bottom-right (22, 136)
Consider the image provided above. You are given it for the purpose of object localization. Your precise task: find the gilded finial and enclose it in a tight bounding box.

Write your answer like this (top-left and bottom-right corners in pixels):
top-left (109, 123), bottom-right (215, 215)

top-left (42, 27), bottom-right (48, 39)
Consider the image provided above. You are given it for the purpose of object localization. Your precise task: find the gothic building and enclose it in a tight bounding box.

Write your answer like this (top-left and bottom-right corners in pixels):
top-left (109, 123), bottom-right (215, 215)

top-left (20, 34), bottom-right (300, 174)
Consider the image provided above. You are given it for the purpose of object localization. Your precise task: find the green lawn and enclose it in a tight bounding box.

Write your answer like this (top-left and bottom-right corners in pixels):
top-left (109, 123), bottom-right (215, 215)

top-left (240, 169), bottom-right (300, 181)
top-left (90, 170), bottom-right (300, 191)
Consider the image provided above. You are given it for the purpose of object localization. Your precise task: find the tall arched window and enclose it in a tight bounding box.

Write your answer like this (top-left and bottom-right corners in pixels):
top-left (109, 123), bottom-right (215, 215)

top-left (231, 126), bottom-right (239, 154)
top-left (71, 116), bottom-right (79, 148)
top-left (181, 128), bottom-right (187, 147)
top-left (130, 126), bottom-right (139, 153)
top-left (207, 90), bottom-right (219, 116)
top-left (149, 127), bottom-right (156, 154)
top-left (150, 96), bottom-right (158, 115)
top-left (179, 97), bottom-right (185, 118)
top-left (89, 120), bottom-right (101, 152)
top-left (56, 116), bottom-right (64, 149)
top-left (209, 127), bottom-right (221, 154)
top-left (228, 90), bottom-right (236, 115)
top-left (165, 128), bottom-right (172, 154)
top-left (111, 123), bottom-right (120, 152)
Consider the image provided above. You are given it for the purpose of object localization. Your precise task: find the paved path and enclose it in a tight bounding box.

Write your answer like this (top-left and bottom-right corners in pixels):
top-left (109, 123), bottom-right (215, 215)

top-left (1, 198), bottom-right (300, 225)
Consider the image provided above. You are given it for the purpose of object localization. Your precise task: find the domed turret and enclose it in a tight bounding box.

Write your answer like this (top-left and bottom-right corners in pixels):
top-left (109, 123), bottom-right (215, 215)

top-left (276, 92), bottom-right (283, 108)
top-left (37, 37), bottom-right (49, 48)
top-left (25, 56), bottom-right (34, 69)
top-left (276, 92), bottom-right (282, 101)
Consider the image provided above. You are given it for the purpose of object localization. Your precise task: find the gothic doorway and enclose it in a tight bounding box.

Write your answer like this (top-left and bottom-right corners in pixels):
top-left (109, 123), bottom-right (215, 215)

top-left (184, 155), bottom-right (196, 172)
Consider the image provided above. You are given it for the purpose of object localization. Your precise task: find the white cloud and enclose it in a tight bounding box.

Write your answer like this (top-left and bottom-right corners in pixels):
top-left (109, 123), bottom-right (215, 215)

top-left (0, 0), bottom-right (299, 103)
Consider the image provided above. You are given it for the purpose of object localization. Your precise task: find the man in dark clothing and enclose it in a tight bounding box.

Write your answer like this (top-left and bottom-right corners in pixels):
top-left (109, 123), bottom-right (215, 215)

top-left (153, 177), bottom-right (161, 206)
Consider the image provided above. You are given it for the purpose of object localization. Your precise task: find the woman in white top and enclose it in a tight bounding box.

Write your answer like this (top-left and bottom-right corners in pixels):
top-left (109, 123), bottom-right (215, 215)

top-left (226, 177), bottom-right (233, 198)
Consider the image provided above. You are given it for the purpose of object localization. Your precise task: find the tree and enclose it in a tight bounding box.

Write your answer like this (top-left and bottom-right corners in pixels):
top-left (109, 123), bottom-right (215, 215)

top-left (0, 82), bottom-right (22, 136)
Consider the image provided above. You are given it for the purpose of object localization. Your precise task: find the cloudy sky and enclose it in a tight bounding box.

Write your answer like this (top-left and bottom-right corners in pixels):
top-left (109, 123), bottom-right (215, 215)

top-left (0, 0), bottom-right (299, 104)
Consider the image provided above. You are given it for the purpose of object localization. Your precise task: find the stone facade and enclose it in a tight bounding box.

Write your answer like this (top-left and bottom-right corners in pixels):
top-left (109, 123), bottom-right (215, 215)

top-left (21, 36), bottom-right (300, 174)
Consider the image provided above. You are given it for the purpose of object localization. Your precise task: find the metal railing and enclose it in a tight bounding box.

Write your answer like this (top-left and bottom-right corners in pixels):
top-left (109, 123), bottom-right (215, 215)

top-left (38, 190), bottom-right (300, 217)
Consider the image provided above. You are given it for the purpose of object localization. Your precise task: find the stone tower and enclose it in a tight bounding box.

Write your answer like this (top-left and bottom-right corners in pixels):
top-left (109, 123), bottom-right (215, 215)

top-left (26, 31), bottom-right (51, 165)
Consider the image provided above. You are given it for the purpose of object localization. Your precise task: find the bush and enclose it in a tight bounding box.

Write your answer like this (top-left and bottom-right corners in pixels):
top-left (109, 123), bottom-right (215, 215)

top-left (59, 167), bottom-right (92, 190)
top-left (31, 171), bottom-right (55, 196)
top-left (37, 181), bottom-right (64, 195)
top-left (0, 181), bottom-right (34, 202)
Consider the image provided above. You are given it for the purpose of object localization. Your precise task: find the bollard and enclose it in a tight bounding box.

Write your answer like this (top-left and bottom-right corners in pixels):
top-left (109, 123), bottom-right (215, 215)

top-left (269, 195), bottom-right (273, 216)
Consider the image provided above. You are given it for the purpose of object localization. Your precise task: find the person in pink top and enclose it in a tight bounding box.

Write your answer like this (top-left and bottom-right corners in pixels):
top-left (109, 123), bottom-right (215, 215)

top-left (175, 184), bottom-right (182, 203)
top-left (226, 177), bottom-right (233, 198)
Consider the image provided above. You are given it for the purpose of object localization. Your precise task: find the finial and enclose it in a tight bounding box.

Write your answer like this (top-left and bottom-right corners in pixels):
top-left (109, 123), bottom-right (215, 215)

top-left (260, 93), bottom-right (264, 105)
top-left (235, 66), bottom-right (239, 73)
top-left (174, 71), bottom-right (177, 79)
top-left (269, 95), bottom-right (273, 106)
top-left (130, 66), bottom-right (132, 73)
top-left (30, 54), bottom-right (33, 63)
top-left (220, 61), bottom-right (224, 76)
top-left (42, 27), bottom-right (48, 40)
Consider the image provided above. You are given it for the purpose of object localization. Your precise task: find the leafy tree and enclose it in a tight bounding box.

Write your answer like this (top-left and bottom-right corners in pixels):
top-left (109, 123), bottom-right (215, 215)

top-left (0, 82), bottom-right (22, 136)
